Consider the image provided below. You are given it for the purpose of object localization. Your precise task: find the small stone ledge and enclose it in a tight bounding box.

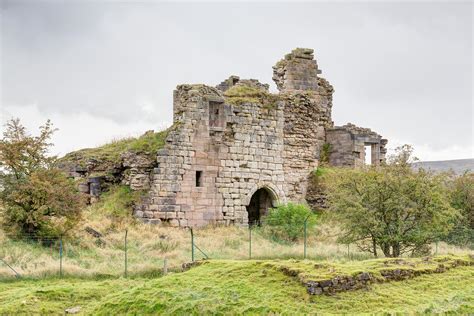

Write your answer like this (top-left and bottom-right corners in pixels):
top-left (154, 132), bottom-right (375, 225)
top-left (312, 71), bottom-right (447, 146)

top-left (181, 260), bottom-right (209, 272)
top-left (305, 259), bottom-right (473, 295)
top-left (271, 257), bottom-right (473, 296)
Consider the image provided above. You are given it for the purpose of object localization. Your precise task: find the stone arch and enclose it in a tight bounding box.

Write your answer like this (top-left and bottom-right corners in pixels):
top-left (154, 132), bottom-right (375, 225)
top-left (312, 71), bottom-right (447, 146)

top-left (243, 183), bottom-right (286, 224)
top-left (243, 182), bottom-right (285, 206)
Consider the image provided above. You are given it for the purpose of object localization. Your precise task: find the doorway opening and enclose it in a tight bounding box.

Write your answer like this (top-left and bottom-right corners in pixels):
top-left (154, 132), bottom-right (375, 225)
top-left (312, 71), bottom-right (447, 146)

top-left (246, 188), bottom-right (274, 225)
top-left (364, 145), bottom-right (372, 165)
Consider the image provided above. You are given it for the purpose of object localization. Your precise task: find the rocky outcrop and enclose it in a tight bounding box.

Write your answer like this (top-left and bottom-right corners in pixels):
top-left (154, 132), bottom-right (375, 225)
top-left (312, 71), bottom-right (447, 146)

top-left (58, 131), bottom-right (163, 203)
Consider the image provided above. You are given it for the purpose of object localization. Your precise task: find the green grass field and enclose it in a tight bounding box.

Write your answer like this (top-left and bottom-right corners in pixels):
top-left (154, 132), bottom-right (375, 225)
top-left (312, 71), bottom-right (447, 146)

top-left (1, 257), bottom-right (472, 315)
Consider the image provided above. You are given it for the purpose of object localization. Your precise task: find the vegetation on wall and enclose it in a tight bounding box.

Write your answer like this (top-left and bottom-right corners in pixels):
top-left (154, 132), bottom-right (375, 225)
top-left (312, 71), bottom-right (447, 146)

top-left (60, 129), bottom-right (169, 167)
top-left (0, 119), bottom-right (84, 238)
top-left (319, 143), bottom-right (331, 165)
top-left (224, 85), bottom-right (278, 108)
top-left (90, 185), bottom-right (142, 225)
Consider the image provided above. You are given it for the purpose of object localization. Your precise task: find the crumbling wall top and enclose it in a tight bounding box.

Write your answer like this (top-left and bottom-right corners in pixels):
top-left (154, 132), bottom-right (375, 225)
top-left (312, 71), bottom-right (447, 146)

top-left (175, 84), bottom-right (223, 97)
top-left (330, 123), bottom-right (387, 143)
top-left (216, 76), bottom-right (269, 93)
top-left (272, 48), bottom-right (322, 93)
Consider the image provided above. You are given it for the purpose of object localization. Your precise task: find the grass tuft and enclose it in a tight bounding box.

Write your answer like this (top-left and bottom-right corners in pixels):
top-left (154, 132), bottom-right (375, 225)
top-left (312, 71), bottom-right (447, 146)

top-left (224, 85), bottom-right (278, 108)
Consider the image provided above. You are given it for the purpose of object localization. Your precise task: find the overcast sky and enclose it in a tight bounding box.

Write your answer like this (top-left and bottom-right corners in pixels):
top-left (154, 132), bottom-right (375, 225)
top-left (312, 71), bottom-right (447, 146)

top-left (0, 0), bottom-right (472, 161)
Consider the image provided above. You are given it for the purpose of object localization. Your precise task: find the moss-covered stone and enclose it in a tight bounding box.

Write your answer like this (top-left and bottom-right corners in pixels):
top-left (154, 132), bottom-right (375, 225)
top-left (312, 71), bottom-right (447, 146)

top-left (224, 85), bottom-right (279, 108)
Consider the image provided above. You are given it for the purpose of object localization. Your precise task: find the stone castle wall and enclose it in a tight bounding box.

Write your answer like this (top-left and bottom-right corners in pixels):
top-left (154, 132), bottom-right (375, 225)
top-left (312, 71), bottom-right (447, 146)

top-left (281, 78), bottom-right (334, 201)
top-left (327, 123), bottom-right (387, 167)
top-left (61, 47), bottom-right (388, 227)
top-left (136, 84), bottom-right (289, 226)
top-left (133, 48), bottom-right (339, 226)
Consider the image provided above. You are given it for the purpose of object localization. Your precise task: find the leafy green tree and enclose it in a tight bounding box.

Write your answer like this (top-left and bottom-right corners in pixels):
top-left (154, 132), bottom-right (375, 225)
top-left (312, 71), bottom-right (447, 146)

top-left (263, 203), bottom-right (316, 242)
top-left (323, 145), bottom-right (457, 257)
top-left (444, 172), bottom-right (474, 248)
top-left (0, 118), bottom-right (84, 238)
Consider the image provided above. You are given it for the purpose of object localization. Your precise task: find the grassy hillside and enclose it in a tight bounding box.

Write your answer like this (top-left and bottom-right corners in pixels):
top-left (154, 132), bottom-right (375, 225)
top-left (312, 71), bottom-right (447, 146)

top-left (0, 258), bottom-right (472, 315)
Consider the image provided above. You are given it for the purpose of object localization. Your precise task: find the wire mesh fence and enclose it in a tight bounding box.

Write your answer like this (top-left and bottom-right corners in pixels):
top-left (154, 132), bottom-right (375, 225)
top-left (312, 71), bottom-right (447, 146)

top-left (0, 222), bottom-right (457, 280)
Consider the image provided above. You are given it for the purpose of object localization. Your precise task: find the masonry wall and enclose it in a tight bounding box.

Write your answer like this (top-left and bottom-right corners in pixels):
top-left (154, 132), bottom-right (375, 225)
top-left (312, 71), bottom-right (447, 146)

top-left (281, 78), bottom-right (334, 201)
top-left (327, 124), bottom-right (387, 168)
top-left (137, 84), bottom-right (288, 226)
top-left (132, 47), bottom-right (386, 227)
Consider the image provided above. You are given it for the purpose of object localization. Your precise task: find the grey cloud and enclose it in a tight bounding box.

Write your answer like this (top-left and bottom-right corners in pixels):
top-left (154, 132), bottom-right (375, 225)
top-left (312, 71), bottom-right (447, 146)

top-left (1, 1), bottom-right (472, 156)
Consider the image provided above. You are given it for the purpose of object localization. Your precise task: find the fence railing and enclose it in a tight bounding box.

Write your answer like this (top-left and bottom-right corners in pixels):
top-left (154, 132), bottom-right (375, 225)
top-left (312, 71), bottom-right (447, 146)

top-left (0, 222), bottom-right (453, 280)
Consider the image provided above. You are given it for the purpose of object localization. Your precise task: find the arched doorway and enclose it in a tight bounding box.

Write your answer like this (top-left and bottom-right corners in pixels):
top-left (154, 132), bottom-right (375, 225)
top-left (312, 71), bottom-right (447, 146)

top-left (246, 188), bottom-right (274, 225)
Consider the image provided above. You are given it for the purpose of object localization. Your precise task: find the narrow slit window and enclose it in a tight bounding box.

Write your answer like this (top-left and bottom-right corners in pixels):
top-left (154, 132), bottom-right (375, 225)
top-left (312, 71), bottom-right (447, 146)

top-left (196, 171), bottom-right (203, 187)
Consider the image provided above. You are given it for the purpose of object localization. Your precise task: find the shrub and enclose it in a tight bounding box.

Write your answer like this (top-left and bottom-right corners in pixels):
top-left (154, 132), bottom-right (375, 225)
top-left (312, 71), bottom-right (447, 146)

top-left (0, 118), bottom-right (84, 238)
top-left (1, 168), bottom-right (84, 238)
top-left (94, 185), bottom-right (143, 225)
top-left (323, 145), bottom-right (458, 257)
top-left (444, 172), bottom-right (474, 248)
top-left (263, 203), bottom-right (316, 242)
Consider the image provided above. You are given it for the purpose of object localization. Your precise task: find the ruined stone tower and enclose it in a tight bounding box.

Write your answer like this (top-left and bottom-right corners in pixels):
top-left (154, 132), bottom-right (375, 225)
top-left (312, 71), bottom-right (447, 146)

top-left (62, 48), bottom-right (387, 227)
top-left (129, 48), bottom-right (385, 227)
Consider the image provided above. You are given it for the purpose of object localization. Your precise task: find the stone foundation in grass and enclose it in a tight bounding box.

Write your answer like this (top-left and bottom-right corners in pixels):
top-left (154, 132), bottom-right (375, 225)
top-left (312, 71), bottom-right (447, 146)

top-left (267, 256), bottom-right (474, 296)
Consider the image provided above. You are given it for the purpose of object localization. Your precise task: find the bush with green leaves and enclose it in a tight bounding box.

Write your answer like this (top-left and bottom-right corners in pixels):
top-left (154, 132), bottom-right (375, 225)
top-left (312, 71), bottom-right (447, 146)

top-left (0, 118), bottom-right (84, 238)
top-left (97, 185), bottom-right (142, 224)
top-left (263, 203), bottom-right (316, 242)
top-left (443, 172), bottom-right (474, 248)
top-left (323, 145), bottom-right (458, 257)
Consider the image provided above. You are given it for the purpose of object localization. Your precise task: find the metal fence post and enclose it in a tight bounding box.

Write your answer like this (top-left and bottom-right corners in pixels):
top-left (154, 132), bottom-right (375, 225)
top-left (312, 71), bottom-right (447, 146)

top-left (304, 217), bottom-right (308, 259)
top-left (435, 241), bottom-right (439, 255)
top-left (59, 236), bottom-right (63, 278)
top-left (191, 228), bottom-right (194, 262)
top-left (124, 230), bottom-right (128, 278)
top-left (163, 257), bottom-right (168, 276)
top-left (249, 224), bottom-right (252, 260)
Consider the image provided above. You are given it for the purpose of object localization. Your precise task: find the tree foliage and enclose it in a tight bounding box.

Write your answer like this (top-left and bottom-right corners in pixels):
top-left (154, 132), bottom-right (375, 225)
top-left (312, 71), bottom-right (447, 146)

top-left (0, 118), bottom-right (56, 179)
top-left (323, 145), bottom-right (457, 257)
top-left (263, 203), bottom-right (316, 242)
top-left (444, 172), bottom-right (474, 248)
top-left (0, 118), bottom-right (84, 238)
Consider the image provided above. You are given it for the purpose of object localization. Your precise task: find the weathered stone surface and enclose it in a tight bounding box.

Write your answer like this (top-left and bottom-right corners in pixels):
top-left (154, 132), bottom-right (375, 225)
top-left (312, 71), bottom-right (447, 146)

top-left (216, 76), bottom-right (269, 93)
top-left (272, 48), bottom-right (322, 92)
top-left (327, 123), bottom-right (387, 168)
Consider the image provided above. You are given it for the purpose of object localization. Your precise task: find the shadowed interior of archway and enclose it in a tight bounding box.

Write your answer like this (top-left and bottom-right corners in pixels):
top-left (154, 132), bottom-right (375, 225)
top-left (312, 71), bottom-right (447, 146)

top-left (246, 188), bottom-right (274, 225)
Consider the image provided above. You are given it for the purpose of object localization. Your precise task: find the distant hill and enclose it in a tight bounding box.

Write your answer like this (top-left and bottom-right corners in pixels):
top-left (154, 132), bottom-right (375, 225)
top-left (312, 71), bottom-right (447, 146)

top-left (412, 158), bottom-right (474, 174)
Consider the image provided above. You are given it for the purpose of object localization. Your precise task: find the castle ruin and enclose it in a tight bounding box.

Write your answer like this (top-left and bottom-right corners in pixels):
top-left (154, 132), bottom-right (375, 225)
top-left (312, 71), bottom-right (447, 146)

top-left (62, 48), bottom-right (387, 227)
top-left (133, 48), bottom-right (387, 226)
